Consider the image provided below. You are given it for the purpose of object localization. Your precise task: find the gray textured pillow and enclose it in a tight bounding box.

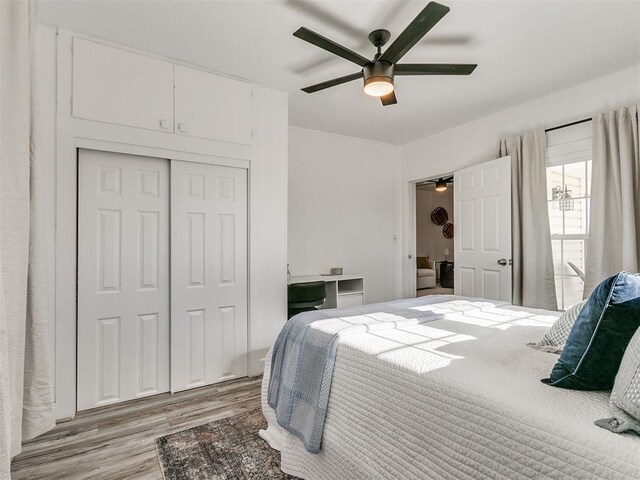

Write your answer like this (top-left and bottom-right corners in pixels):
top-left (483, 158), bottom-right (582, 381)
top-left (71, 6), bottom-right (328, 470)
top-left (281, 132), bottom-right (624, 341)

top-left (595, 327), bottom-right (640, 435)
top-left (528, 300), bottom-right (587, 354)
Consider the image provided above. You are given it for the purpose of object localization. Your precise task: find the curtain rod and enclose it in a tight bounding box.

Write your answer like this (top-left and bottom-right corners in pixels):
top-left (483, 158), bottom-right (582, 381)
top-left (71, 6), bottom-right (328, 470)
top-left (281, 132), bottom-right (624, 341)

top-left (545, 111), bottom-right (639, 133)
top-left (545, 117), bottom-right (591, 133)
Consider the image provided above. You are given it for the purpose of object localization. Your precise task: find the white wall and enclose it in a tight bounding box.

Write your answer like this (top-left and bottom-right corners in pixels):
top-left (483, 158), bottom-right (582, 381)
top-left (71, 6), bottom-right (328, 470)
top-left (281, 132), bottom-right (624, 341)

top-left (288, 127), bottom-right (402, 303)
top-left (416, 187), bottom-right (454, 263)
top-left (415, 189), bottom-right (431, 260)
top-left (35, 23), bottom-right (59, 412)
top-left (248, 86), bottom-right (288, 376)
top-left (400, 65), bottom-right (640, 296)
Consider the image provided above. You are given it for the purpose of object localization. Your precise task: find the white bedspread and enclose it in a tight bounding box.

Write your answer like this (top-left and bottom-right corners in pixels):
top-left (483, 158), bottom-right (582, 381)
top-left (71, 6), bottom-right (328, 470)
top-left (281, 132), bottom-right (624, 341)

top-left (260, 296), bottom-right (640, 479)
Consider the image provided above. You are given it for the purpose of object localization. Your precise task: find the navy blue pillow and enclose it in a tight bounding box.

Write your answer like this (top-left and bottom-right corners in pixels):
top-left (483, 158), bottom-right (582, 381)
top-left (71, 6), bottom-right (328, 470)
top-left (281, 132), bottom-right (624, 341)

top-left (542, 272), bottom-right (640, 390)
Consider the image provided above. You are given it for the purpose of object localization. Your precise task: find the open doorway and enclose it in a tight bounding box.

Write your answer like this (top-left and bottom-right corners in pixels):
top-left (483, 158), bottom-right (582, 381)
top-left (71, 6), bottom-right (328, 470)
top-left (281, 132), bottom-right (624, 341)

top-left (415, 176), bottom-right (454, 297)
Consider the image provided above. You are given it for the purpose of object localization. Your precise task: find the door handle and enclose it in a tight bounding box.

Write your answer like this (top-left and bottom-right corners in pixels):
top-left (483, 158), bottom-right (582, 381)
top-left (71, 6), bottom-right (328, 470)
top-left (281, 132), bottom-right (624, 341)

top-left (497, 258), bottom-right (507, 266)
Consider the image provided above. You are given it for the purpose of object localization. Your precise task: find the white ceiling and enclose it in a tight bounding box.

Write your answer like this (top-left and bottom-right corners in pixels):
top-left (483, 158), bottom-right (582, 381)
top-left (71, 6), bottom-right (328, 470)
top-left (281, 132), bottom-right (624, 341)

top-left (38, 0), bottom-right (640, 144)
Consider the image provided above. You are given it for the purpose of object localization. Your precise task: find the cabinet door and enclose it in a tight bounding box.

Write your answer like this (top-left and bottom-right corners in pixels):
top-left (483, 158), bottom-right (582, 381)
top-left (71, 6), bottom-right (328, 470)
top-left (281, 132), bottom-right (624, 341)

top-left (174, 66), bottom-right (253, 145)
top-left (170, 160), bottom-right (248, 392)
top-left (337, 293), bottom-right (364, 309)
top-left (72, 38), bottom-right (174, 132)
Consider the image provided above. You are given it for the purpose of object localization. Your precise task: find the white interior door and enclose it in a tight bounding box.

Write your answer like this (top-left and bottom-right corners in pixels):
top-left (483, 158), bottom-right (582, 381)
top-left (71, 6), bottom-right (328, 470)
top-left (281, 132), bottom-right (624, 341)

top-left (171, 160), bottom-right (248, 392)
top-left (454, 156), bottom-right (512, 301)
top-left (78, 150), bottom-right (170, 411)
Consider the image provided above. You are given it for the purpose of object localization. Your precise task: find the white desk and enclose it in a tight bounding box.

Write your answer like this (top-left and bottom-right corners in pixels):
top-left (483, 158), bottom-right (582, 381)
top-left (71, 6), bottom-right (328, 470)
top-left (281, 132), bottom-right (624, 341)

top-left (288, 274), bottom-right (365, 309)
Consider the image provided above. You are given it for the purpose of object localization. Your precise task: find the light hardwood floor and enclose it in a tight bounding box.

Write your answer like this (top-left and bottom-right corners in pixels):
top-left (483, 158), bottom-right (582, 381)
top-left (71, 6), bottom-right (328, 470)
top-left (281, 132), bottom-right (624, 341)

top-left (11, 376), bottom-right (263, 480)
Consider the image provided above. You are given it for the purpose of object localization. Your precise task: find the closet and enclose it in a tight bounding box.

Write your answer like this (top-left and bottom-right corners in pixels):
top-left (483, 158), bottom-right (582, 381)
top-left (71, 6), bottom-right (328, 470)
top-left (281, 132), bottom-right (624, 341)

top-left (77, 149), bottom-right (248, 410)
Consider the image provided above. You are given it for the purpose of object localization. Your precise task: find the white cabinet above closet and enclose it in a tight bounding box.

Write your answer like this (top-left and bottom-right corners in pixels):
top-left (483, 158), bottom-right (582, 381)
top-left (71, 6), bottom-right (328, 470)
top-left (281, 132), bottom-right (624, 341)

top-left (71, 38), bottom-right (253, 146)
top-left (174, 66), bottom-right (253, 145)
top-left (72, 38), bottom-right (174, 133)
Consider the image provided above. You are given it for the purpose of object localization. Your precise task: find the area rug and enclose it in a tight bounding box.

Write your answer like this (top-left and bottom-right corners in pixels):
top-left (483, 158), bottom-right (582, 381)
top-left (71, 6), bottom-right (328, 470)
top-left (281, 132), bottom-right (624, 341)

top-left (155, 409), bottom-right (297, 479)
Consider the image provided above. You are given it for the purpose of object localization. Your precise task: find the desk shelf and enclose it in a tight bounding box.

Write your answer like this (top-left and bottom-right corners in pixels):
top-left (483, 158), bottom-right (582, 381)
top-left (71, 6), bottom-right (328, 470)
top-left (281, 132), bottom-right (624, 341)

top-left (288, 274), bottom-right (365, 310)
top-left (337, 278), bottom-right (364, 295)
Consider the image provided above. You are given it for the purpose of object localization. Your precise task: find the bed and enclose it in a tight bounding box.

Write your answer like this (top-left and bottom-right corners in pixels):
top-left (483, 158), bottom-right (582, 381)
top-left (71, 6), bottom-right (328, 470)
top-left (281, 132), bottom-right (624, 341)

top-left (260, 295), bottom-right (640, 479)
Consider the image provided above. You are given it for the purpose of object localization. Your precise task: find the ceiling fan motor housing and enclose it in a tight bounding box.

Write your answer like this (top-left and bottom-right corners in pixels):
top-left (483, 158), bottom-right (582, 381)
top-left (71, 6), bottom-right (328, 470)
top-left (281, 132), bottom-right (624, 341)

top-left (363, 61), bottom-right (395, 89)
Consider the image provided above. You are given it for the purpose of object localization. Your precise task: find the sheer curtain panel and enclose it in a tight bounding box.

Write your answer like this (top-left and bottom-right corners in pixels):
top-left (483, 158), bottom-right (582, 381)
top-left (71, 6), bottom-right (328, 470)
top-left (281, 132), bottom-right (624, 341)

top-left (0, 1), bottom-right (55, 477)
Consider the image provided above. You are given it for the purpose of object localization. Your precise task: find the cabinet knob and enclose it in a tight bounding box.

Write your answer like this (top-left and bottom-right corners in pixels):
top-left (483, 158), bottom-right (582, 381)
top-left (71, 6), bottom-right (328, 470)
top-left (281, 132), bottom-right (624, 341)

top-left (178, 122), bottom-right (188, 133)
top-left (159, 119), bottom-right (169, 129)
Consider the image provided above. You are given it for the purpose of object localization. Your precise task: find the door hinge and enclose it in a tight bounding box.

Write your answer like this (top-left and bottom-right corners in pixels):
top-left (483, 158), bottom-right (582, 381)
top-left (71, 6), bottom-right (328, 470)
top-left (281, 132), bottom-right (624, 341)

top-left (70, 97), bottom-right (74, 109)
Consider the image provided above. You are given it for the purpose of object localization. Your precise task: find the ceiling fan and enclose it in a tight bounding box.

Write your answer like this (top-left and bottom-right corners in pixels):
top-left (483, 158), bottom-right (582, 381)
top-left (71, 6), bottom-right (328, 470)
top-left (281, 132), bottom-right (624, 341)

top-left (424, 176), bottom-right (454, 191)
top-left (293, 1), bottom-right (477, 106)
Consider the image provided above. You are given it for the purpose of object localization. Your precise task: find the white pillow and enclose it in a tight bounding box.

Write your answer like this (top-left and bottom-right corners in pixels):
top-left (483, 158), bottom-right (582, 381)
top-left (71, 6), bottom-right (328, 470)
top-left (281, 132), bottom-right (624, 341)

top-left (528, 300), bottom-right (587, 354)
top-left (595, 327), bottom-right (640, 434)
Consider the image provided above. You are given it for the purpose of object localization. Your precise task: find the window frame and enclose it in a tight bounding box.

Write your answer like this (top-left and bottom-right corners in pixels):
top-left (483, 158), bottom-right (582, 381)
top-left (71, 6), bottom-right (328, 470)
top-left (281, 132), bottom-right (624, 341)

top-left (546, 121), bottom-right (592, 310)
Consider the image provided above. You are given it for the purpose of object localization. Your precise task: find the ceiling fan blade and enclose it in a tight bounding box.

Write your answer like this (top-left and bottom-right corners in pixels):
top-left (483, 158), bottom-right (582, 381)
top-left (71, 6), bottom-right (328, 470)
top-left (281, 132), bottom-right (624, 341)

top-left (287, 0), bottom-right (365, 40)
top-left (294, 27), bottom-right (370, 67)
top-left (291, 55), bottom-right (337, 75)
top-left (380, 90), bottom-right (397, 106)
top-left (379, 2), bottom-right (450, 64)
top-left (301, 72), bottom-right (363, 93)
top-left (420, 33), bottom-right (472, 46)
top-left (395, 63), bottom-right (477, 75)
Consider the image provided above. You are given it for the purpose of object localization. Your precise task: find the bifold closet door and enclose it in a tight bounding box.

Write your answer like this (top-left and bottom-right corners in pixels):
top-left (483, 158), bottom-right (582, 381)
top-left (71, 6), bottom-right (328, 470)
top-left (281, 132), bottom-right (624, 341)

top-left (170, 161), bottom-right (248, 392)
top-left (77, 150), bottom-right (170, 411)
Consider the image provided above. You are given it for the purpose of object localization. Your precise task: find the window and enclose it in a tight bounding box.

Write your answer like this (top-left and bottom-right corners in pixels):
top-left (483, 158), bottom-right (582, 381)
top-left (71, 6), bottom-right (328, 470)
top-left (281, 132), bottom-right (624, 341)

top-left (546, 122), bottom-right (592, 310)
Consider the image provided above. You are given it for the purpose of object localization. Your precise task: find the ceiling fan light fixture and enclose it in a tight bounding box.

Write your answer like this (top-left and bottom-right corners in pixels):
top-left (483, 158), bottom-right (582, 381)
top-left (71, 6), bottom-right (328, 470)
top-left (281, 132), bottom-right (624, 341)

top-left (435, 179), bottom-right (447, 191)
top-left (363, 60), bottom-right (395, 97)
top-left (363, 76), bottom-right (394, 97)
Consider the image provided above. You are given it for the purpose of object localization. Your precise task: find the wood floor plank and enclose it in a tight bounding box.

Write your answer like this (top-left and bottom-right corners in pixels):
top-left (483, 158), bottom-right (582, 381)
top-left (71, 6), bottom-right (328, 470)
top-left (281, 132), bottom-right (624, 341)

top-left (11, 376), bottom-right (263, 480)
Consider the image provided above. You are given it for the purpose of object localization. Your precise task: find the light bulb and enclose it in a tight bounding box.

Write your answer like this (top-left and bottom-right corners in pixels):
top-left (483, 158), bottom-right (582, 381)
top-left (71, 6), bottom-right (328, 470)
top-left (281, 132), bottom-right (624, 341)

top-left (435, 179), bottom-right (447, 191)
top-left (363, 77), bottom-right (394, 97)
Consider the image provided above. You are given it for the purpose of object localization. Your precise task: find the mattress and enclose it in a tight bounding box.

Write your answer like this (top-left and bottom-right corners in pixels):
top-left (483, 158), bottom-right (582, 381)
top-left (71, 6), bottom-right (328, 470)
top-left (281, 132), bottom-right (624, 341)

top-left (260, 296), bottom-right (640, 479)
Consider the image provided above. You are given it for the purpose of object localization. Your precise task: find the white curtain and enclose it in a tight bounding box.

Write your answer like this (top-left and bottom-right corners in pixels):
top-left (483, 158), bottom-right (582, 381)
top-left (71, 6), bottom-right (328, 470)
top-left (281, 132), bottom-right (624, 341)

top-left (0, 1), bottom-right (55, 477)
top-left (584, 104), bottom-right (640, 296)
top-left (498, 130), bottom-right (558, 310)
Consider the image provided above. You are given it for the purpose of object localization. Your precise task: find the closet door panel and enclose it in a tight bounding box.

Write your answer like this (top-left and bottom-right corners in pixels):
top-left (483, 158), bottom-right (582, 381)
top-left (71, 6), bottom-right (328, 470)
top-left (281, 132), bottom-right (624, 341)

top-left (72, 38), bottom-right (174, 132)
top-left (171, 160), bottom-right (248, 392)
top-left (174, 65), bottom-right (253, 145)
top-left (78, 150), bottom-right (170, 410)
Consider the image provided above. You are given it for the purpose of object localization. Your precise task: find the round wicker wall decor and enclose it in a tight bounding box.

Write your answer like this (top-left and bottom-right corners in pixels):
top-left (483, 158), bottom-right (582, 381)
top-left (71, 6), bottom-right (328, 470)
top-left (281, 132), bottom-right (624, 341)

top-left (430, 207), bottom-right (448, 226)
top-left (443, 223), bottom-right (454, 239)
